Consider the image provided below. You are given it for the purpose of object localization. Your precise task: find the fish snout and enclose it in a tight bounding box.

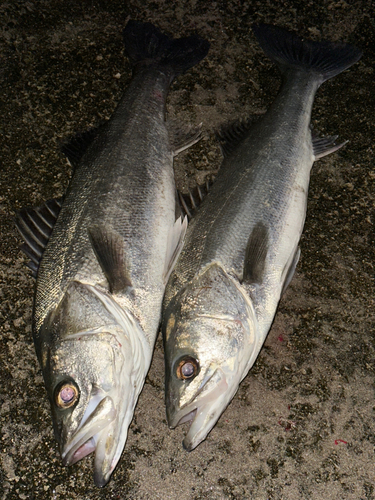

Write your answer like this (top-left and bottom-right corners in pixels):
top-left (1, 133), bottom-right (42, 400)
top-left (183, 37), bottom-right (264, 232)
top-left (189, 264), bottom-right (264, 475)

top-left (166, 400), bottom-right (179, 429)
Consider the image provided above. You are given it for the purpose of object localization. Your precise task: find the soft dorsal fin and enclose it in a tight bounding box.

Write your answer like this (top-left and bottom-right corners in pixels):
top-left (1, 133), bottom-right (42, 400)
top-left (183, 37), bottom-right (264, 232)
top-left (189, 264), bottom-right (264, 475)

top-left (169, 123), bottom-right (203, 156)
top-left (216, 117), bottom-right (257, 157)
top-left (16, 198), bottom-right (63, 277)
top-left (178, 176), bottom-right (214, 219)
top-left (281, 247), bottom-right (301, 295)
top-left (61, 127), bottom-right (102, 168)
top-left (163, 216), bottom-right (188, 284)
top-left (243, 222), bottom-right (269, 284)
top-left (312, 134), bottom-right (347, 160)
top-left (88, 225), bottom-right (132, 294)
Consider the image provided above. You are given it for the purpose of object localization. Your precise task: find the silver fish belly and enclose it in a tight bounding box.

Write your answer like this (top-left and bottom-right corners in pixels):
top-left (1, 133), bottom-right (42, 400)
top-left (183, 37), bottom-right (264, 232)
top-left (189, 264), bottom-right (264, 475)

top-left (16, 21), bottom-right (209, 486)
top-left (162, 24), bottom-right (362, 451)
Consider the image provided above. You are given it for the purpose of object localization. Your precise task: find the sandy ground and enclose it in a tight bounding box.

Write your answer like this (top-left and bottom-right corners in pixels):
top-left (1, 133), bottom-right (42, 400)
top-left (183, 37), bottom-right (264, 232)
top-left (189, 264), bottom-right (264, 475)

top-left (0, 1), bottom-right (374, 499)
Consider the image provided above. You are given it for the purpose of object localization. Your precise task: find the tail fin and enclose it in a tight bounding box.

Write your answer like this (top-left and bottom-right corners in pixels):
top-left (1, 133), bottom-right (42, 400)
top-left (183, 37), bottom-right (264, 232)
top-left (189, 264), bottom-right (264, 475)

top-left (252, 24), bottom-right (362, 83)
top-left (123, 20), bottom-right (209, 76)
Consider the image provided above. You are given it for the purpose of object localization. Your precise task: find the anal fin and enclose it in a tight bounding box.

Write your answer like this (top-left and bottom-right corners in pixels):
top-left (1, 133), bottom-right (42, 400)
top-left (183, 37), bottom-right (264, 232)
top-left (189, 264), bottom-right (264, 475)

top-left (88, 226), bottom-right (132, 294)
top-left (163, 216), bottom-right (188, 284)
top-left (170, 123), bottom-right (202, 156)
top-left (313, 134), bottom-right (347, 160)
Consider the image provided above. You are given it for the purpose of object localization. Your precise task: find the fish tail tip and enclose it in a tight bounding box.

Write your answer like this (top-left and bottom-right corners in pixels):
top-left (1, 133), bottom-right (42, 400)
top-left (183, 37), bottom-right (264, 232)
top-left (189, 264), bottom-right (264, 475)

top-left (252, 23), bottom-right (362, 82)
top-left (123, 20), bottom-right (209, 76)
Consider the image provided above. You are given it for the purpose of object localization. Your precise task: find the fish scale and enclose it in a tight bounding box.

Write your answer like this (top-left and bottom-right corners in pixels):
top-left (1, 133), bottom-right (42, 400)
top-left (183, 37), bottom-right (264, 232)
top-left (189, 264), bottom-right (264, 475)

top-left (175, 76), bottom-right (318, 284)
top-left (16, 21), bottom-right (209, 487)
top-left (37, 70), bottom-right (180, 340)
top-left (162, 23), bottom-right (362, 452)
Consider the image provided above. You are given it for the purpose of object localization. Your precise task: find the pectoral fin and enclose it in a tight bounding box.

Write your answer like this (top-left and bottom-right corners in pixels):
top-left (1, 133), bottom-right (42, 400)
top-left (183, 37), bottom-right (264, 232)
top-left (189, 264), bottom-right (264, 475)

top-left (243, 222), bottom-right (269, 285)
top-left (88, 226), bottom-right (132, 294)
top-left (163, 216), bottom-right (188, 284)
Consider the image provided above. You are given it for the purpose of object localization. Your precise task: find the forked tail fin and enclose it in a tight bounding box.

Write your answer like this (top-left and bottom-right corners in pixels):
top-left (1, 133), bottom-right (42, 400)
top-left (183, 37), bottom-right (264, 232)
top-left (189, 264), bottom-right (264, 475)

top-left (252, 24), bottom-right (362, 83)
top-left (123, 20), bottom-right (210, 77)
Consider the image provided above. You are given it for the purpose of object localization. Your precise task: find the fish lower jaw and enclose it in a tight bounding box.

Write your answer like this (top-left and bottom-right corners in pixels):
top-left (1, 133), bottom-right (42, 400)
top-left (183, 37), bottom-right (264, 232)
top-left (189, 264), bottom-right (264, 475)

top-left (62, 426), bottom-right (119, 487)
top-left (169, 403), bottom-right (212, 451)
top-left (168, 407), bottom-right (200, 451)
top-left (171, 408), bottom-right (197, 428)
top-left (61, 395), bottom-right (117, 473)
top-left (61, 426), bottom-right (107, 468)
top-left (62, 437), bottom-right (97, 466)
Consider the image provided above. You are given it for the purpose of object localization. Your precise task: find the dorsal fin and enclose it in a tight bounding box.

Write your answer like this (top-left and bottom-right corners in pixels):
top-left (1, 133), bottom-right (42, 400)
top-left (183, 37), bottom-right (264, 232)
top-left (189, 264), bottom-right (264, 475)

top-left (88, 225), bottom-right (132, 294)
top-left (178, 176), bottom-right (214, 219)
top-left (243, 222), bottom-right (269, 285)
top-left (61, 127), bottom-right (102, 168)
top-left (16, 198), bottom-right (63, 277)
top-left (216, 117), bottom-right (257, 157)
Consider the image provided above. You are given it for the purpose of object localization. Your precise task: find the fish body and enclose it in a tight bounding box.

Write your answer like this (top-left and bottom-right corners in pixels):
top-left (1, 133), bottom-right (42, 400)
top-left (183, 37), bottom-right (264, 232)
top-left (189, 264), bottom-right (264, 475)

top-left (163, 24), bottom-right (361, 451)
top-left (17, 21), bottom-right (209, 486)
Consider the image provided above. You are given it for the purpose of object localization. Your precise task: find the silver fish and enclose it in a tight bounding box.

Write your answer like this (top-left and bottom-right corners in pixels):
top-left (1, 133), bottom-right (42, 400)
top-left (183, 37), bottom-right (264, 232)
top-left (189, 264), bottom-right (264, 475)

top-left (16, 21), bottom-right (209, 486)
top-left (162, 24), bottom-right (361, 451)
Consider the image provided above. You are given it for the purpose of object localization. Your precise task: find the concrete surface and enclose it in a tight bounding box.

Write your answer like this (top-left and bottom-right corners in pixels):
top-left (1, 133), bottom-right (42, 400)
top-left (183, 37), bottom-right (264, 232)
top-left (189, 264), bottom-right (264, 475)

top-left (0, 1), bottom-right (374, 498)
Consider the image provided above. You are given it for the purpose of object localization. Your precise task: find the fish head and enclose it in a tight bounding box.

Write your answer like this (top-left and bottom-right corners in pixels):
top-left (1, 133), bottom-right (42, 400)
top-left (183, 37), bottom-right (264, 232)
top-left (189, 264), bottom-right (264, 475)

top-left (163, 263), bottom-right (258, 451)
top-left (38, 281), bottom-right (150, 486)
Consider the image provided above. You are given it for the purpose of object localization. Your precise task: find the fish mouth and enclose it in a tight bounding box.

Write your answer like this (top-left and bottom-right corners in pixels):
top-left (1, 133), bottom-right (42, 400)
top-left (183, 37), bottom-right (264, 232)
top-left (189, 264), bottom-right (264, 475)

top-left (57, 285), bottom-right (152, 486)
top-left (167, 368), bottom-right (229, 451)
top-left (61, 394), bottom-right (120, 487)
top-left (60, 375), bottom-right (147, 487)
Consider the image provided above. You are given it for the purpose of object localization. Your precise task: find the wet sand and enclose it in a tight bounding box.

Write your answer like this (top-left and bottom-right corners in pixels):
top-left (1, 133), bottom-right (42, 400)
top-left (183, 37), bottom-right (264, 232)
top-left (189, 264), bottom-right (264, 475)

top-left (0, 1), bottom-right (374, 498)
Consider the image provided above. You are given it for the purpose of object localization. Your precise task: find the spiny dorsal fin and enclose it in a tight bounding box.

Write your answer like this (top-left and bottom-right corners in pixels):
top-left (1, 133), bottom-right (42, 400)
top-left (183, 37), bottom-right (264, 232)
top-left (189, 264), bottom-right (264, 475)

top-left (312, 134), bottom-right (348, 160)
top-left (163, 216), bottom-right (188, 284)
top-left (88, 225), bottom-right (132, 294)
top-left (178, 176), bottom-right (214, 219)
top-left (61, 127), bottom-right (102, 168)
top-left (16, 198), bottom-right (63, 278)
top-left (216, 117), bottom-right (257, 157)
top-left (169, 123), bottom-right (203, 156)
top-left (243, 222), bottom-right (269, 284)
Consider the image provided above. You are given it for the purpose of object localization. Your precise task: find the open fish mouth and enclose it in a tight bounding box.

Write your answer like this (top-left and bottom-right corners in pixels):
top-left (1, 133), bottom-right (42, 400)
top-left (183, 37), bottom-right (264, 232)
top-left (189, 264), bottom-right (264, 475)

top-left (61, 395), bottom-right (118, 486)
top-left (171, 400), bottom-right (223, 452)
top-left (56, 285), bottom-right (152, 486)
top-left (167, 368), bottom-right (229, 451)
top-left (175, 408), bottom-right (198, 426)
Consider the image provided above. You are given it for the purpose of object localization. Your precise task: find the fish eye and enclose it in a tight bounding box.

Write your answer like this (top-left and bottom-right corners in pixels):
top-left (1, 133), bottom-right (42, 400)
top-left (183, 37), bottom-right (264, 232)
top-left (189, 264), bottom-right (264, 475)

top-left (176, 356), bottom-right (199, 380)
top-left (54, 381), bottom-right (80, 409)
